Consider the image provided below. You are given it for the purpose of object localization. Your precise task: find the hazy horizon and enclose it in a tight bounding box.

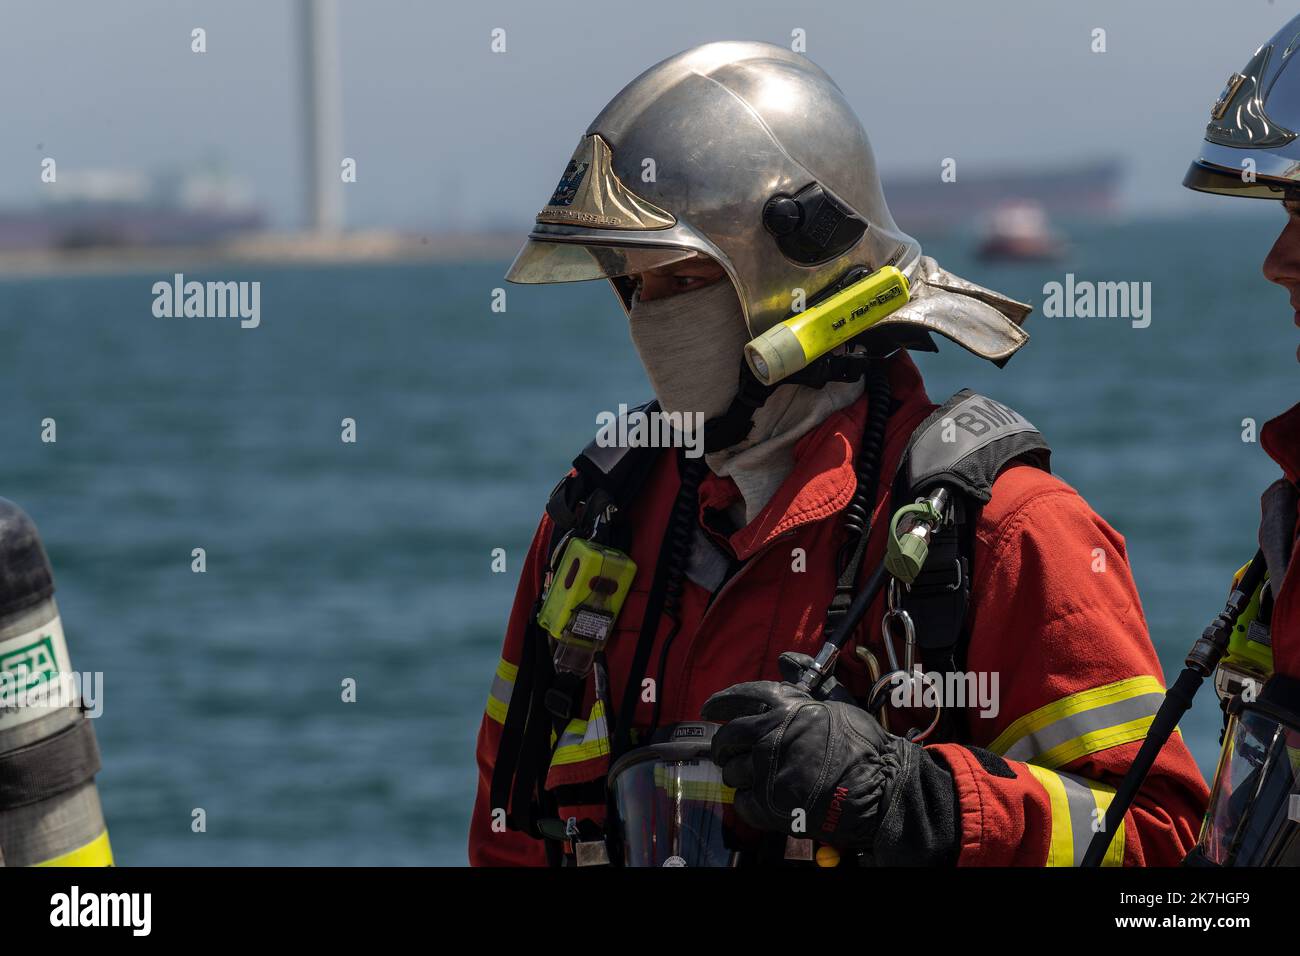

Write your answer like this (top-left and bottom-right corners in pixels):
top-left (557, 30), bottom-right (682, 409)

top-left (0, 0), bottom-right (1289, 232)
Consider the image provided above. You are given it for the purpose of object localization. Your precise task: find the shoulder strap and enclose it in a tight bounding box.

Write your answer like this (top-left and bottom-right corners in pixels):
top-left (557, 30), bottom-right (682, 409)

top-left (491, 400), bottom-right (667, 850)
top-left (547, 399), bottom-right (665, 549)
top-left (892, 390), bottom-right (1051, 736)
top-left (895, 389), bottom-right (1050, 504)
top-left (1259, 477), bottom-right (1297, 597)
top-left (542, 401), bottom-right (672, 721)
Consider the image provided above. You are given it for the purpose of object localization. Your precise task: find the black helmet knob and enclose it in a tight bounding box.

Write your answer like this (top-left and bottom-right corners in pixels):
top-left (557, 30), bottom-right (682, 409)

top-left (762, 195), bottom-right (802, 237)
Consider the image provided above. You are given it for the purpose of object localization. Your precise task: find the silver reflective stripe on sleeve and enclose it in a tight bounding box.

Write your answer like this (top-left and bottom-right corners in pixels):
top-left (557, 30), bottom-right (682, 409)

top-left (991, 675), bottom-right (1166, 770)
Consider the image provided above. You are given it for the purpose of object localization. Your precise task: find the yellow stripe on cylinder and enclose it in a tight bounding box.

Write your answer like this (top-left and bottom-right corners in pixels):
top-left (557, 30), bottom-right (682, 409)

top-left (33, 829), bottom-right (113, 867)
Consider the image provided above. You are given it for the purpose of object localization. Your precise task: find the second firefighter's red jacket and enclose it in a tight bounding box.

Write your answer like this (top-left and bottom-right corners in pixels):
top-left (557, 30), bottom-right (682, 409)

top-left (1261, 403), bottom-right (1300, 676)
top-left (470, 352), bottom-right (1209, 865)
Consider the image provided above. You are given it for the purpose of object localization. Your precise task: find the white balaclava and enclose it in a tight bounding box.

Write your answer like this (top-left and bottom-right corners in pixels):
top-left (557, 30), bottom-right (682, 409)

top-left (627, 279), bottom-right (864, 526)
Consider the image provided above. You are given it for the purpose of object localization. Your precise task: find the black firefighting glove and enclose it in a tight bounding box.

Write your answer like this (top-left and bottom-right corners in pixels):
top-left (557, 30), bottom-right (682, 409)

top-left (700, 654), bottom-right (959, 865)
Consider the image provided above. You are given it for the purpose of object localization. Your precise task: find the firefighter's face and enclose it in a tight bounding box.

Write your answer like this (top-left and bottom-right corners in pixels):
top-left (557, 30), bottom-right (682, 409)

top-left (1262, 199), bottom-right (1300, 362)
top-left (633, 257), bottom-right (727, 303)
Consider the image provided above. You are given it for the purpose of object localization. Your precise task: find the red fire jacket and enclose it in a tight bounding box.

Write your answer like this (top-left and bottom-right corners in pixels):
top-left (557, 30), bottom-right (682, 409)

top-left (1262, 404), bottom-right (1300, 676)
top-left (470, 353), bottom-right (1208, 866)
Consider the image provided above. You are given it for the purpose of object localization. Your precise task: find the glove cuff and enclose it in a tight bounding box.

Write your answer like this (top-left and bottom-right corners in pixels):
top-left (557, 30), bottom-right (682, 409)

top-left (867, 743), bottom-right (959, 866)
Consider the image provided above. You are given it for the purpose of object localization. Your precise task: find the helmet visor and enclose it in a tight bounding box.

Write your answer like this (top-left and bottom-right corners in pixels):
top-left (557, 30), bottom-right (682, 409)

top-left (608, 725), bottom-right (741, 867)
top-left (505, 239), bottom-right (698, 285)
top-left (1183, 159), bottom-right (1300, 200)
top-left (1196, 701), bottom-right (1300, 865)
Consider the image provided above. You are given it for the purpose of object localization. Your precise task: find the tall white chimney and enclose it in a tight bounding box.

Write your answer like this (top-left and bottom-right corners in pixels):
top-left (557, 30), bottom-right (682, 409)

top-left (298, 0), bottom-right (343, 235)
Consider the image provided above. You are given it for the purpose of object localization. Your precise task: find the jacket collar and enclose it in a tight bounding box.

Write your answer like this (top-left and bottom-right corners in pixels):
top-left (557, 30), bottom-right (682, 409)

top-left (697, 352), bottom-right (932, 560)
top-left (1262, 402), bottom-right (1300, 484)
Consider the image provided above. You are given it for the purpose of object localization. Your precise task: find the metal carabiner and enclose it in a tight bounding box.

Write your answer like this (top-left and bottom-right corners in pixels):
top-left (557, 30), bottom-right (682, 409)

top-left (867, 578), bottom-right (943, 742)
top-left (882, 581), bottom-right (915, 674)
top-left (588, 503), bottom-right (617, 539)
top-left (867, 668), bottom-right (942, 742)
top-left (886, 576), bottom-right (906, 613)
top-left (541, 528), bottom-right (576, 598)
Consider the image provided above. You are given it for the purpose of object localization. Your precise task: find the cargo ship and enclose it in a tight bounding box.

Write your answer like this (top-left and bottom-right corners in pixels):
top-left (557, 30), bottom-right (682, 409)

top-left (0, 168), bottom-right (264, 252)
top-left (881, 158), bottom-right (1122, 238)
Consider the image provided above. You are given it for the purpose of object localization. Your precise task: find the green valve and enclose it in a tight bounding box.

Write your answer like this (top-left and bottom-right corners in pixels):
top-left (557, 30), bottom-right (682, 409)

top-left (885, 499), bottom-right (944, 584)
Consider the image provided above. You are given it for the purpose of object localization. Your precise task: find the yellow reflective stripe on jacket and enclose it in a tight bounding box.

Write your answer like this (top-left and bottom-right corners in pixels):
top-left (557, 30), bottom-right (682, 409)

top-left (551, 701), bottom-right (610, 766)
top-left (485, 658), bottom-right (517, 725)
top-left (1025, 765), bottom-right (1125, 866)
top-left (990, 675), bottom-right (1165, 770)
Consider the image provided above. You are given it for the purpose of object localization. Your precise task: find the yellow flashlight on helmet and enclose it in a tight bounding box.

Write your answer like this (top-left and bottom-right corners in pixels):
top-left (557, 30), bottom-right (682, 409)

top-left (744, 266), bottom-right (911, 386)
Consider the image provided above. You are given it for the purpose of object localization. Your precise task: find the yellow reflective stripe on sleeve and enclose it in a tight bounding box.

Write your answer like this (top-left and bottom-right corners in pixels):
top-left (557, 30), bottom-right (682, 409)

top-left (33, 830), bottom-right (114, 867)
top-left (990, 675), bottom-right (1165, 769)
top-left (485, 657), bottom-right (517, 725)
top-left (1024, 765), bottom-right (1125, 866)
top-left (550, 701), bottom-right (610, 766)
top-left (1025, 765), bottom-right (1073, 866)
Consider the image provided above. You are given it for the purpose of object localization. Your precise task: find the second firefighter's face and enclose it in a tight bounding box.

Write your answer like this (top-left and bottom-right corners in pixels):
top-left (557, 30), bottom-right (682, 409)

top-left (1263, 199), bottom-right (1300, 362)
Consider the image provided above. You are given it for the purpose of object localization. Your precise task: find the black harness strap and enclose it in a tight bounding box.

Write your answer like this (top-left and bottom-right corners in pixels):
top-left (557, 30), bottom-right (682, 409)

top-left (509, 618), bottom-right (563, 837)
top-left (1260, 478), bottom-right (1297, 593)
top-left (826, 363), bottom-right (893, 635)
top-left (905, 498), bottom-right (972, 678)
top-left (902, 503), bottom-right (974, 740)
top-left (610, 452), bottom-right (706, 761)
top-left (891, 389), bottom-right (1052, 740)
top-left (489, 403), bottom-right (665, 844)
top-left (489, 595), bottom-right (541, 832)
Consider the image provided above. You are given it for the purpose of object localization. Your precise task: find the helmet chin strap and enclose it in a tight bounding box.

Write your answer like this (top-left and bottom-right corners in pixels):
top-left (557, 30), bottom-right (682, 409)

top-left (702, 350), bottom-right (879, 454)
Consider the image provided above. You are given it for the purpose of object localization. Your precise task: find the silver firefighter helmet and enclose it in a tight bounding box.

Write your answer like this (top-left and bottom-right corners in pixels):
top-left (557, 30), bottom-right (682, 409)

top-left (507, 41), bottom-right (1031, 365)
top-left (1185, 12), bottom-right (1300, 200)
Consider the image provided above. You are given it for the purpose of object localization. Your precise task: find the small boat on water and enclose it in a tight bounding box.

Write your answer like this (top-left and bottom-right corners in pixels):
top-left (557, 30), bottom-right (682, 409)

top-left (975, 201), bottom-right (1067, 262)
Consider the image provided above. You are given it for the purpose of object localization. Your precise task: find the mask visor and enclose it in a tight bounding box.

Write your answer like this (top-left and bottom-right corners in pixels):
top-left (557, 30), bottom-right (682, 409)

top-left (608, 723), bottom-right (740, 867)
top-left (1196, 700), bottom-right (1300, 865)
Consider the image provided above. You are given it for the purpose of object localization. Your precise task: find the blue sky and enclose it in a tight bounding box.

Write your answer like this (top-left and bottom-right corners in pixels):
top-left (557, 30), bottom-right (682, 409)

top-left (0, 0), bottom-right (1288, 229)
